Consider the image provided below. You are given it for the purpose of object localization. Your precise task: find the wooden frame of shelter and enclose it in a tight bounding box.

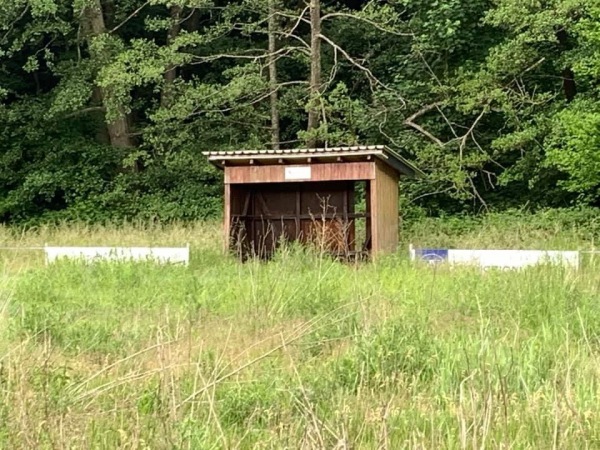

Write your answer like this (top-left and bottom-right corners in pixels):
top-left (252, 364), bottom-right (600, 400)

top-left (203, 145), bottom-right (423, 259)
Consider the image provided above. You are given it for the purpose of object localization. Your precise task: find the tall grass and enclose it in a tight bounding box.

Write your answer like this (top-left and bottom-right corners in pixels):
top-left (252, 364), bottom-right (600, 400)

top-left (0, 216), bottom-right (599, 448)
top-left (403, 207), bottom-right (600, 250)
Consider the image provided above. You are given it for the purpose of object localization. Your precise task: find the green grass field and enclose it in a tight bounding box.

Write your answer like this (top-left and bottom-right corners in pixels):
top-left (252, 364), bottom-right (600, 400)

top-left (1, 216), bottom-right (600, 449)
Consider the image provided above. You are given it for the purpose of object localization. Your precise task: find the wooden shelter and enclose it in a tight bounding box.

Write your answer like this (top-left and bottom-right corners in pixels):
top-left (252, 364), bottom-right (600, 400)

top-left (203, 145), bottom-right (423, 259)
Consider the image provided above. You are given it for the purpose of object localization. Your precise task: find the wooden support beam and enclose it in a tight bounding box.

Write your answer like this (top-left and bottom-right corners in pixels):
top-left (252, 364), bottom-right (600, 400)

top-left (224, 184), bottom-right (231, 253)
top-left (232, 212), bottom-right (370, 220)
top-left (343, 189), bottom-right (349, 223)
top-left (343, 187), bottom-right (350, 253)
top-left (369, 179), bottom-right (378, 255)
top-left (225, 162), bottom-right (376, 184)
top-left (370, 161), bottom-right (399, 256)
top-left (241, 191), bottom-right (251, 216)
top-left (295, 189), bottom-right (301, 236)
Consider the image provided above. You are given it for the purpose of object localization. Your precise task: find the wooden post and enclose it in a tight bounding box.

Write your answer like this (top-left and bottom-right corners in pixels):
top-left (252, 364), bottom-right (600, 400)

top-left (295, 189), bottom-right (301, 238)
top-left (369, 179), bottom-right (378, 255)
top-left (307, 0), bottom-right (322, 147)
top-left (268, 0), bottom-right (281, 150)
top-left (363, 180), bottom-right (372, 254)
top-left (370, 161), bottom-right (399, 256)
top-left (224, 183), bottom-right (231, 253)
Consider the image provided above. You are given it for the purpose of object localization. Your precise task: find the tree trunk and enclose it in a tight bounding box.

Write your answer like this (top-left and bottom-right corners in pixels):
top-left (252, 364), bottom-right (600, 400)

top-left (268, 0), bottom-right (280, 150)
top-left (161, 5), bottom-right (182, 108)
top-left (556, 29), bottom-right (577, 103)
top-left (90, 87), bottom-right (111, 144)
top-left (185, 8), bottom-right (201, 32)
top-left (84, 0), bottom-right (135, 150)
top-left (307, 0), bottom-right (322, 147)
top-left (562, 68), bottom-right (577, 103)
top-left (102, 0), bottom-right (116, 29)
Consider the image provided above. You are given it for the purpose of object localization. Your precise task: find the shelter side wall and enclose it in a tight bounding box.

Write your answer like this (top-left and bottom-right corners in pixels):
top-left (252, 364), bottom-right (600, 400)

top-left (370, 161), bottom-right (399, 255)
top-left (224, 184), bottom-right (233, 252)
top-left (224, 162), bottom-right (375, 184)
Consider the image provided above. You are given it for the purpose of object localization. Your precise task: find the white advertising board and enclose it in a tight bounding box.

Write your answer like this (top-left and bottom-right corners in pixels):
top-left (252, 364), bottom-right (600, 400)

top-left (409, 245), bottom-right (579, 270)
top-left (44, 246), bottom-right (190, 265)
top-left (448, 249), bottom-right (579, 269)
top-left (284, 166), bottom-right (311, 180)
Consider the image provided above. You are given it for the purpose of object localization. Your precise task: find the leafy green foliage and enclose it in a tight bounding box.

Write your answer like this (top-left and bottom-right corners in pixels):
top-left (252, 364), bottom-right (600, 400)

top-left (0, 0), bottom-right (599, 224)
top-left (546, 101), bottom-right (600, 197)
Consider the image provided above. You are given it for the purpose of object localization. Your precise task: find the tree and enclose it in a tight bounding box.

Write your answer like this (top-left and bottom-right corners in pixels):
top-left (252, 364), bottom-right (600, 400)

top-left (82, 0), bottom-right (135, 151)
top-left (306, 0), bottom-right (322, 147)
top-left (268, 0), bottom-right (281, 149)
top-left (1, 0), bottom-right (599, 224)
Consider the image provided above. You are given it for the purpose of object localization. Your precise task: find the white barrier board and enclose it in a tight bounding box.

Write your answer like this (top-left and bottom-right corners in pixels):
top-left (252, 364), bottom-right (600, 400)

top-left (410, 246), bottom-right (579, 269)
top-left (448, 250), bottom-right (579, 269)
top-left (45, 246), bottom-right (190, 265)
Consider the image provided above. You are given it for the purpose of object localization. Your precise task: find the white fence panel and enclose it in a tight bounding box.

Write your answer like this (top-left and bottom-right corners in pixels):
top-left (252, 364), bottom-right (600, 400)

top-left (448, 250), bottom-right (579, 269)
top-left (44, 246), bottom-right (190, 265)
top-left (410, 245), bottom-right (579, 269)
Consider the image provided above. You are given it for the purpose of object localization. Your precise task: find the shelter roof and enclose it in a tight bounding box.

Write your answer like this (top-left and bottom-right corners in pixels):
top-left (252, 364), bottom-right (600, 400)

top-left (203, 145), bottom-right (423, 178)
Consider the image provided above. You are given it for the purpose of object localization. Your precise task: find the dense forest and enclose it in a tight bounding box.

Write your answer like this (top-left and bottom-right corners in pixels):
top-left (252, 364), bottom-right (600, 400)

top-left (0, 0), bottom-right (598, 223)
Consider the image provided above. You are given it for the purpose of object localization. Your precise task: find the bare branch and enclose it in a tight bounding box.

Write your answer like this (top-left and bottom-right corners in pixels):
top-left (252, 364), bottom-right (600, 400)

top-left (188, 45), bottom-right (303, 65)
top-left (321, 12), bottom-right (414, 37)
top-left (404, 102), bottom-right (443, 123)
top-left (1, 5), bottom-right (29, 44)
top-left (435, 104), bottom-right (461, 139)
top-left (456, 108), bottom-right (486, 162)
top-left (188, 80), bottom-right (308, 118)
top-left (109, 1), bottom-right (150, 34)
top-left (408, 188), bottom-right (454, 204)
top-left (520, 57), bottom-right (546, 76)
top-left (403, 102), bottom-right (444, 147)
top-left (64, 106), bottom-right (106, 118)
top-left (468, 175), bottom-right (488, 212)
top-left (318, 33), bottom-right (406, 106)
top-left (416, 49), bottom-right (443, 88)
top-left (471, 133), bottom-right (505, 170)
top-left (280, 6), bottom-right (310, 39)
top-left (277, 32), bottom-right (311, 51)
top-left (376, 105), bottom-right (409, 150)
top-left (321, 44), bottom-right (339, 92)
top-left (405, 121), bottom-right (445, 148)
top-left (179, 8), bottom-right (196, 26)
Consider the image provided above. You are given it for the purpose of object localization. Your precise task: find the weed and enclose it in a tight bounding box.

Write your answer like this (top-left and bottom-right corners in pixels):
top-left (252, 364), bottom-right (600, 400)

top-left (0, 217), bottom-right (599, 448)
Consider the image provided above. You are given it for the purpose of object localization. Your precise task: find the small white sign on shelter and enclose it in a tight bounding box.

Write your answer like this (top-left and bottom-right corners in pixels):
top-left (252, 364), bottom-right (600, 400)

top-left (44, 245), bottom-right (190, 265)
top-left (285, 166), bottom-right (311, 180)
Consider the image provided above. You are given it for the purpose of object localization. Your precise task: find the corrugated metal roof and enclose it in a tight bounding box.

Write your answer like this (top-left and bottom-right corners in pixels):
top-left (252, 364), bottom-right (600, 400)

top-left (202, 145), bottom-right (423, 177)
top-left (203, 145), bottom-right (386, 157)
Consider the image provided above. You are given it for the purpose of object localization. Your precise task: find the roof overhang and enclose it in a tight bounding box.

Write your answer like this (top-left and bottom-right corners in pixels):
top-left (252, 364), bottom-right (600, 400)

top-left (203, 145), bottom-right (424, 178)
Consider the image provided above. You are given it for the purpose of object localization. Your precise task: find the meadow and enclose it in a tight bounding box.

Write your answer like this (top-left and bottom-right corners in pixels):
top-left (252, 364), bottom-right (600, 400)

top-left (1, 211), bottom-right (600, 449)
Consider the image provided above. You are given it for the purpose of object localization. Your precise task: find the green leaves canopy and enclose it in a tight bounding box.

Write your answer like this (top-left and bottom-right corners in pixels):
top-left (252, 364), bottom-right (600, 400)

top-left (0, 0), bottom-right (599, 223)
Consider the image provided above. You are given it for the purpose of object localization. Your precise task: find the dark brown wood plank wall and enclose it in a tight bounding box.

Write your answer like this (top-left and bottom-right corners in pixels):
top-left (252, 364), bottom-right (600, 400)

top-left (225, 162), bottom-right (375, 184)
top-left (227, 182), bottom-right (361, 258)
top-left (224, 183), bottom-right (231, 252)
top-left (370, 160), bottom-right (400, 255)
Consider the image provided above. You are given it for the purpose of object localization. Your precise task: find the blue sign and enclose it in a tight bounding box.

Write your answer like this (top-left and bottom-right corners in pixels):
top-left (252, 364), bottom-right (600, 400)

top-left (415, 248), bottom-right (448, 263)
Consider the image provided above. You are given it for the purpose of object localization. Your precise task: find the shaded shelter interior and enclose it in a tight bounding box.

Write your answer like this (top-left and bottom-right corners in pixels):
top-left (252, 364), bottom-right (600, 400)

top-left (229, 181), bottom-right (370, 258)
